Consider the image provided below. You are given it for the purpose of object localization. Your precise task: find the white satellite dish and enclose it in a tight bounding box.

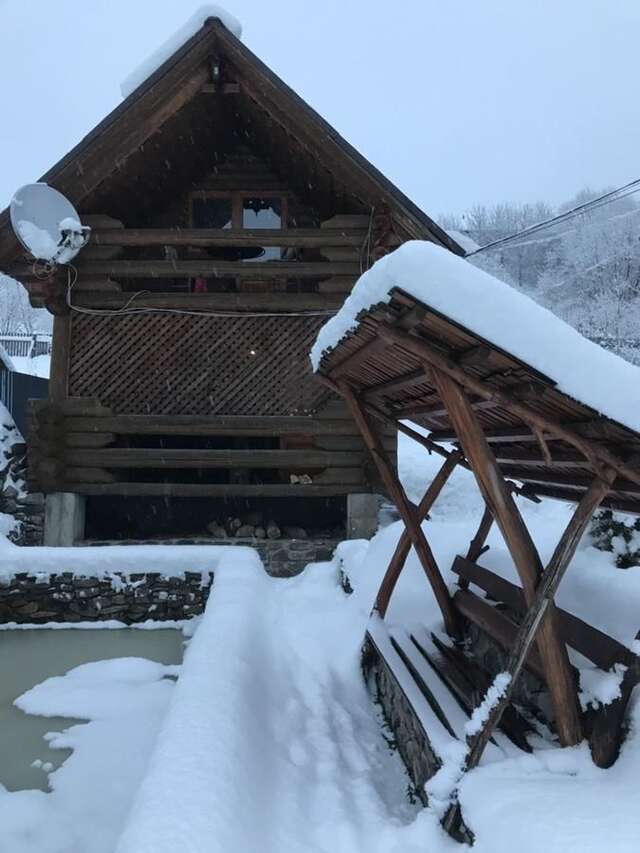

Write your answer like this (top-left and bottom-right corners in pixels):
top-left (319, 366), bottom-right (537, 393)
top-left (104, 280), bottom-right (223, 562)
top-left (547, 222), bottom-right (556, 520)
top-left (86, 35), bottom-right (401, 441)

top-left (10, 183), bottom-right (91, 264)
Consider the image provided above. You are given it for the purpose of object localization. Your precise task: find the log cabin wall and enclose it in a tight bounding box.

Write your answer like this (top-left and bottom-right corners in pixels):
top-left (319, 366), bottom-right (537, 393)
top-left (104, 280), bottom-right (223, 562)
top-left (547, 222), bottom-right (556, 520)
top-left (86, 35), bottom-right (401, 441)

top-left (27, 156), bottom-right (396, 536)
top-left (0, 17), bottom-right (464, 539)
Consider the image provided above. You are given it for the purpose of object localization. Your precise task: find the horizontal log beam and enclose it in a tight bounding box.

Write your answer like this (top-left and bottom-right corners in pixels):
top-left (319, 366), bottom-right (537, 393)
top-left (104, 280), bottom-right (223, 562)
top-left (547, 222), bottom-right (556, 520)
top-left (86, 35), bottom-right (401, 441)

top-left (89, 228), bottom-right (366, 248)
top-left (524, 484), bottom-right (640, 514)
top-left (66, 291), bottom-right (346, 312)
top-left (500, 466), bottom-right (640, 497)
top-left (42, 482), bottom-right (364, 497)
top-left (62, 448), bottom-right (362, 469)
top-left (7, 260), bottom-right (361, 280)
top-left (54, 415), bottom-right (362, 436)
top-left (451, 556), bottom-right (635, 671)
top-left (453, 588), bottom-right (546, 682)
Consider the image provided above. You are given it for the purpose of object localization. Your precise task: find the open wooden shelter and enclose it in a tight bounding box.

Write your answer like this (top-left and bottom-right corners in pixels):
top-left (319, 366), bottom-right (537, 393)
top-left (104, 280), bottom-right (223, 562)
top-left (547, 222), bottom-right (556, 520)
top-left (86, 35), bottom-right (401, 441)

top-left (0, 15), bottom-right (462, 543)
top-left (314, 274), bottom-right (640, 836)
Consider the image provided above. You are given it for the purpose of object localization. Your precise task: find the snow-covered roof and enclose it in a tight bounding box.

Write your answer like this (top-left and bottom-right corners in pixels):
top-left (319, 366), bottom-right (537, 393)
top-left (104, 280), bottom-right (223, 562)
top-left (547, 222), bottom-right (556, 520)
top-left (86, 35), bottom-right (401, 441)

top-left (311, 241), bottom-right (640, 435)
top-left (120, 5), bottom-right (243, 98)
top-left (445, 229), bottom-right (480, 254)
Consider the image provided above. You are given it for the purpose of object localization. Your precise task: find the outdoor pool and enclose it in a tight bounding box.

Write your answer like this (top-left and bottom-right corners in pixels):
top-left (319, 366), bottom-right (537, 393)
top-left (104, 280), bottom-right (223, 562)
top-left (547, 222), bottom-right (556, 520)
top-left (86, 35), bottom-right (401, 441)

top-left (0, 627), bottom-right (184, 791)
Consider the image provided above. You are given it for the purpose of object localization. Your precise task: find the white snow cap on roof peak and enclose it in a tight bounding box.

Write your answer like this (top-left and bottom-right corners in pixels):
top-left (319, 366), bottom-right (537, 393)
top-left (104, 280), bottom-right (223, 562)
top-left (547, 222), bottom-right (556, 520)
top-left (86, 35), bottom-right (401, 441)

top-left (120, 5), bottom-right (243, 99)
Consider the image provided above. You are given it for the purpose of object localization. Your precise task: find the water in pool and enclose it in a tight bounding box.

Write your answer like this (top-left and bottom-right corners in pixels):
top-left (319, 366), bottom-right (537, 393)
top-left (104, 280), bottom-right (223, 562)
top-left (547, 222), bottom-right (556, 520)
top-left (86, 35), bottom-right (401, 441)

top-left (0, 628), bottom-right (183, 792)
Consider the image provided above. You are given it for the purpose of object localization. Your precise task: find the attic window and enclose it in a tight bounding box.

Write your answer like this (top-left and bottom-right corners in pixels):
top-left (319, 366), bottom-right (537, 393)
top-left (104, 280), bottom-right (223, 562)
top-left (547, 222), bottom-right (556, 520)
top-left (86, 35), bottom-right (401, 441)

top-left (243, 197), bottom-right (282, 261)
top-left (191, 196), bottom-right (232, 229)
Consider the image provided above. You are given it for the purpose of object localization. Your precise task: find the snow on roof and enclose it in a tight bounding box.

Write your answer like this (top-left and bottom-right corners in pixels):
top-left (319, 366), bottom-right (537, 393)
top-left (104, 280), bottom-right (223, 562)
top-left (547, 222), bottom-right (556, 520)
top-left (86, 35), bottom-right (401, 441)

top-left (120, 5), bottom-right (243, 99)
top-left (446, 229), bottom-right (480, 254)
top-left (311, 240), bottom-right (640, 435)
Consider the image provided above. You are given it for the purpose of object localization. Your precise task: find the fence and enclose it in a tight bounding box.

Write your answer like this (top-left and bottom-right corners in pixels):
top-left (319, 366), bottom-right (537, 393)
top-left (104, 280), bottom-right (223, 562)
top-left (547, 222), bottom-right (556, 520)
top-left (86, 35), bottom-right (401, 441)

top-left (0, 362), bottom-right (48, 436)
top-left (0, 334), bottom-right (53, 359)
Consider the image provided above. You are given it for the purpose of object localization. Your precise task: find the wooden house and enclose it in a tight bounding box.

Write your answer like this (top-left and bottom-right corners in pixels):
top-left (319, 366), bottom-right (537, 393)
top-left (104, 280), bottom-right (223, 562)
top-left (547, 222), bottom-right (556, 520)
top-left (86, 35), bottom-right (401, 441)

top-left (0, 16), bottom-right (462, 544)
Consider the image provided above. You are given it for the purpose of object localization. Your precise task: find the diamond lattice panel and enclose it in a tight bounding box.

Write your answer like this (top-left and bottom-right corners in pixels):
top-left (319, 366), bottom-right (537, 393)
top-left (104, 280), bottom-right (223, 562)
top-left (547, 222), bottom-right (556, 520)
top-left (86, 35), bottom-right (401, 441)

top-left (68, 313), bottom-right (330, 415)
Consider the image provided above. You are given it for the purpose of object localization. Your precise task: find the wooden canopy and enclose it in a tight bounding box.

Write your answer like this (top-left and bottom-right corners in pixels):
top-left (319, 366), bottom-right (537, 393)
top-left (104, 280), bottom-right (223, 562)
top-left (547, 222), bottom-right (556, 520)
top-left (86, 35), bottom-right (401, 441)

top-left (0, 16), bottom-right (462, 272)
top-left (316, 287), bottom-right (640, 515)
top-left (315, 283), bottom-right (640, 837)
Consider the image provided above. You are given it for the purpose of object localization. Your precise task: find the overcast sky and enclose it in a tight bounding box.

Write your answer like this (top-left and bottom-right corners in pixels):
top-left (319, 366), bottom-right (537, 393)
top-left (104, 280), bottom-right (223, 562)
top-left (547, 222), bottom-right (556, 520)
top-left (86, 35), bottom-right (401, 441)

top-left (1, 0), bottom-right (639, 220)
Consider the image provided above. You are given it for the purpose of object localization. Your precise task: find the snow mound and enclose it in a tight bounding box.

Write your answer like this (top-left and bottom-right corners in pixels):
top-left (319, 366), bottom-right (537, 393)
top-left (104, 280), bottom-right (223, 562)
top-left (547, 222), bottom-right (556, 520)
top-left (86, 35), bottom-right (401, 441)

top-left (310, 241), bottom-right (640, 434)
top-left (120, 5), bottom-right (243, 99)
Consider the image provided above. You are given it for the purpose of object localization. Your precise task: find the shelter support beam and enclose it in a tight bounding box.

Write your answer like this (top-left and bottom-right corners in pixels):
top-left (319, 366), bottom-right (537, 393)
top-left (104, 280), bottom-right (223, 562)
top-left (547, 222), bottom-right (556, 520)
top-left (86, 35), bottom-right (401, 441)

top-left (443, 467), bottom-right (616, 836)
top-left (431, 367), bottom-right (583, 747)
top-left (375, 450), bottom-right (463, 617)
top-left (459, 503), bottom-right (494, 589)
top-left (338, 381), bottom-right (459, 637)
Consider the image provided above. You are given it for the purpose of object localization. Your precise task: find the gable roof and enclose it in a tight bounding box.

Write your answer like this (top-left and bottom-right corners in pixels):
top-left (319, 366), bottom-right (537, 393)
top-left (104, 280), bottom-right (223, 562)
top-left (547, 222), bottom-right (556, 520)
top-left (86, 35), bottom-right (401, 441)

top-left (0, 16), bottom-right (462, 269)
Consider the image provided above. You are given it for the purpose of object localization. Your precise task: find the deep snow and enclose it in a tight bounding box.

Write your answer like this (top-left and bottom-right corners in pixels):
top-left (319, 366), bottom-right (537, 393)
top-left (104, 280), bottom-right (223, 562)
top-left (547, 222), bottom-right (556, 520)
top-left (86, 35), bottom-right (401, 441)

top-left (310, 241), bottom-right (640, 434)
top-left (0, 430), bottom-right (639, 852)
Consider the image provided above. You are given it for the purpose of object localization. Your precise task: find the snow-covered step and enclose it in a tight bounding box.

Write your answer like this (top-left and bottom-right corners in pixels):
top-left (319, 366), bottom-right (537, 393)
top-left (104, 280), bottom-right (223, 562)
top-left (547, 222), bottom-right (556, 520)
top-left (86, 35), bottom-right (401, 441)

top-left (366, 616), bottom-right (458, 762)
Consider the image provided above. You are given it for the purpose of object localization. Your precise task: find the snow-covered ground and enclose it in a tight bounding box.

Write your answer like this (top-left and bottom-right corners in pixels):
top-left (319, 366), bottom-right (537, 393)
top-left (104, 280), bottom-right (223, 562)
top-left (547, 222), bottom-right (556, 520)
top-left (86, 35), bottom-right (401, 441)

top-left (11, 354), bottom-right (50, 378)
top-left (0, 431), bottom-right (638, 852)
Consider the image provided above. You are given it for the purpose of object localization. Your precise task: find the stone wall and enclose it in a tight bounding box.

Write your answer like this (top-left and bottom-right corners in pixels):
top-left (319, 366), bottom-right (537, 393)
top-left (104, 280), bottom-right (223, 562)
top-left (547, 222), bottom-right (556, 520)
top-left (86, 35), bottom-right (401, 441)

top-left (361, 635), bottom-right (440, 804)
top-left (0, 416), bottom-right (44, 546)
top-left (85, 537), bottom-right (339, 578)
top-left (0, 538), bottom-right (339, 624)
top-left (0, 571), bottom-right (213, 625)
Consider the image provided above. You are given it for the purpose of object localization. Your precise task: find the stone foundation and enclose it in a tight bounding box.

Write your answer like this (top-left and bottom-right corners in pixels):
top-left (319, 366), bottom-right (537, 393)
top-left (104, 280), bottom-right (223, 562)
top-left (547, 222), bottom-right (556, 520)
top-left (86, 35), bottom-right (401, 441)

top-left (362, 635), bottom-right (440, 803)
top-left (0, 571), bottom-right (213, 625)
top-left (83, 537), bottom-right (339, 578)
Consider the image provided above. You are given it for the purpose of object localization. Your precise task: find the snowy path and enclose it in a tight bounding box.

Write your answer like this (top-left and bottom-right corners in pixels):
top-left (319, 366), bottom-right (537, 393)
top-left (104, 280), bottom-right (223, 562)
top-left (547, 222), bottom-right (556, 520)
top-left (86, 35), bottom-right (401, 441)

top-left (115, 551), bottom-right (439, 853)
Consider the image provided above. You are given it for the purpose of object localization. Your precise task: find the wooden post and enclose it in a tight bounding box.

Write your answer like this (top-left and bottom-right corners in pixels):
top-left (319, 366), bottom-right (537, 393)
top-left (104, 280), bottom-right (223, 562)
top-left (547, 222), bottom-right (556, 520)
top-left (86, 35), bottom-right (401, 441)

top-left (338, 380), bottom-right (459, 637)
top-left (458, 503), bottom-right (494, 590)
top-left (375, 450), bottom-right (463, 617)
top-left (432, 367), bottom-right (583, 746)
top-left (443, 468), bottom-right (615, 837)
top-left (49, 315), bottom-right (71, 403)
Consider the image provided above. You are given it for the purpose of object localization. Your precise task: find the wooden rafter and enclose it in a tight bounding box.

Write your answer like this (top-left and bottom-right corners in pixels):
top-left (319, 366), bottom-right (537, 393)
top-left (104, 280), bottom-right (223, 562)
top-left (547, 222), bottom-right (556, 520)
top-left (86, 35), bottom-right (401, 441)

top-left (378, 323), bottom-right (640, 490)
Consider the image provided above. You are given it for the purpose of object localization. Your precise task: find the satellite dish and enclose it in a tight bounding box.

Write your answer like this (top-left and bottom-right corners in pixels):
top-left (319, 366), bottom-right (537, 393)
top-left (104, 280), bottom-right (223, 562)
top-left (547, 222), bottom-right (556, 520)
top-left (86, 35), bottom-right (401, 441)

top-left (10, 183), bottom-right (91, 264)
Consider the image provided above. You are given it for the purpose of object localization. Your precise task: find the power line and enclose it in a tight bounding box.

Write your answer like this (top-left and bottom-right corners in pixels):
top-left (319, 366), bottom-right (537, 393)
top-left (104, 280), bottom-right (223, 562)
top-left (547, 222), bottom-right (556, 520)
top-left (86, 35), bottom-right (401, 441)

top-left (465, 177), bottom-right (640, 257)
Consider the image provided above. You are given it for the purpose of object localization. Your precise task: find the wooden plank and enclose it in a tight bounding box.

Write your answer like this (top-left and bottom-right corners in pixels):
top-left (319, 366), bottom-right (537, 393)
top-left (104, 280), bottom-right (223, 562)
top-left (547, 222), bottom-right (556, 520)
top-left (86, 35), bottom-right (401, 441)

top-left (500, 467), bottom-right (640, 498)
top-left (451, 556), bottom-right (634, 671)
top-left (339, 381), bottom-right (458, 637)
top-left (9, 260), bottom-right (362, 279)
top-left (452, 589), bottom-right (547, 682)
top-left (62, 414), bottom-right (361, 436)
top-left (89, 228), bottom-right (366, 247)
top-left (63, 448), bottom-right (362, 468)
top-left (66, 291), bottom-right (345, 312)
top-left (432, 368), bottom-right (583, 746)
top-left (52, 482), bottom-right (364, 497)
top-left (362, 368), bottom-right (427, 401)
top-left (464, 504), bottom-right (494, 570)
top-left (65, 433), bottom-right (116, 449)
top-left (49, 315), bottom-right (71, 402)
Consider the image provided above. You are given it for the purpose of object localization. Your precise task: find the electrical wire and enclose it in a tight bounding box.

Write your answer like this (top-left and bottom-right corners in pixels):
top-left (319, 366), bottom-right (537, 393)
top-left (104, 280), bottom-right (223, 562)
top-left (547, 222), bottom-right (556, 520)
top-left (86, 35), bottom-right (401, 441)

top-left (466, 177), bottom-right (640, 257)
top-left (63, 265), bottom-right (338, 319)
